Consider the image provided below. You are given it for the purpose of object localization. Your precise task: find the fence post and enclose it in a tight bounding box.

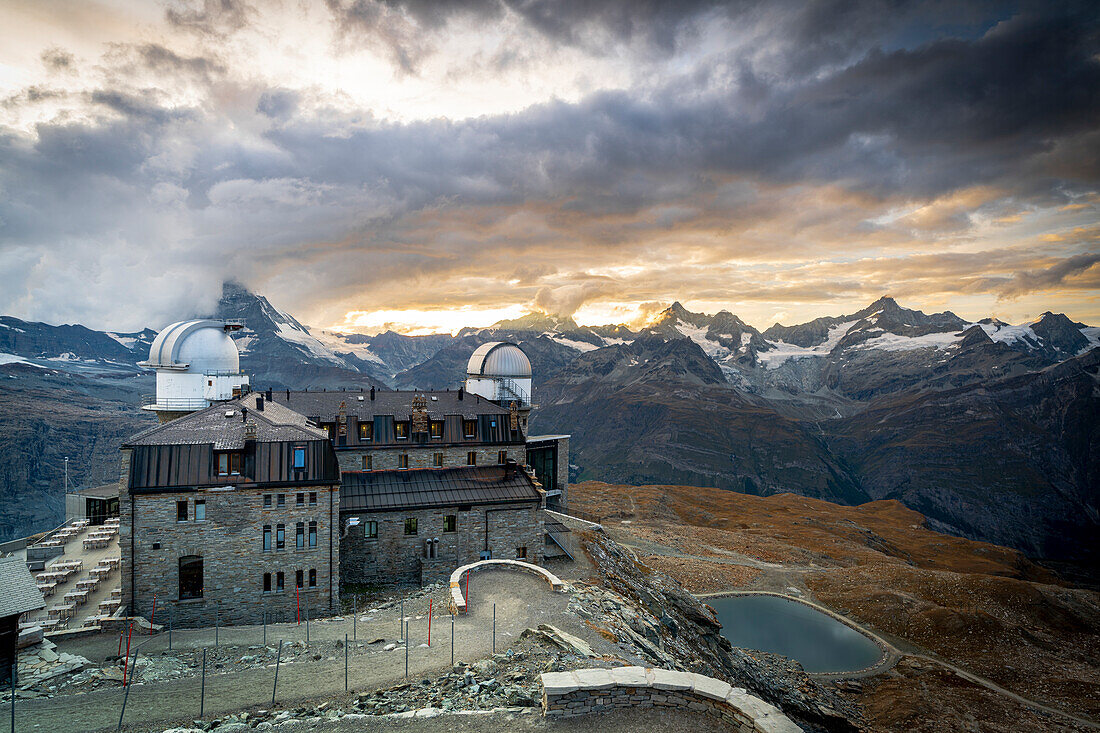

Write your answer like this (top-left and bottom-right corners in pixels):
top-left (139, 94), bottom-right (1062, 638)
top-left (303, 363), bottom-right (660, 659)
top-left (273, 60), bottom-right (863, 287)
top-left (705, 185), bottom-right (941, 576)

top-left (117, 648), bottom-right (137, 731)
top-left (450, 614), bottom-right (454, 667)
top-left (404, 621), bottom-right (409, 679)
top-left (428, 598), bottom-right (432, 646)
top-left (305, 602), bottom-right (310, 644)
top-left (263, 610), bottom-right (267, 646)
top-left (344, 634), bottom-right (348, 691)
top-left (492, 603), bottom-right (496, 654)
top-left (10, 661), bottom-right (15, 733)
top-left (353, 605), bottom-right (356, 642)
top-left (168, 607), bottom-right (173, 651)
top-left (200, 648), bottom-right (206, 719)
top-left (272, 640), bottom-right (283, 706)
top-left (215, 609), bottom-right (219, 647)
top-left (399, 599), bottom-right (403, 641)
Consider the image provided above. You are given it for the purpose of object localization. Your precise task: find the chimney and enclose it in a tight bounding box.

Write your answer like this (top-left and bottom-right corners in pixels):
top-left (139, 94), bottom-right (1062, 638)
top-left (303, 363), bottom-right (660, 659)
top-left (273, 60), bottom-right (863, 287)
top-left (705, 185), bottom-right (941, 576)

top-left (286, 389), bottom-right (290, 401)
top-left (458, 387), bottom-right (463, 401)
top-left (370, 386), bottom-right (376, 401)
top-left (505, 459), bottom-right (518, 479)
top-left (266, 388), bottom-right (272, 402)
top-left (241, 406), bottom-right (248, 422)
top-left (256, 395), bottom-right (264, 411)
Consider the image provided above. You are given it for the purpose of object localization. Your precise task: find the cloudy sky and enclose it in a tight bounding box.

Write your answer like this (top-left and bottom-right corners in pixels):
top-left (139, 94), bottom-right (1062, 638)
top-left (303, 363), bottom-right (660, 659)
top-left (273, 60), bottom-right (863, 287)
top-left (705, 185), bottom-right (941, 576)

top-left (1, 0), bottom-right (1097, 333)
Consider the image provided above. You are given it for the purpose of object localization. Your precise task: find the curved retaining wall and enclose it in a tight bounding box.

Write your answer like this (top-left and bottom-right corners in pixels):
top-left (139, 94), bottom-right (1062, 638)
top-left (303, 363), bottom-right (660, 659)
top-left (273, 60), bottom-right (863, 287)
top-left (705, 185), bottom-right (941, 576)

top-left (449, 559), bottom-right (566, 614)
top-left (541, 666), bottom-right (803, 732)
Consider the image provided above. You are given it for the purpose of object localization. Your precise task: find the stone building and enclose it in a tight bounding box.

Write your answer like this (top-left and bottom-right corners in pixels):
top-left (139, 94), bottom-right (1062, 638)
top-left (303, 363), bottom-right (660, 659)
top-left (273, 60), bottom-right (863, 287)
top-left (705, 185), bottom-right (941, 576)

top-left (119, 393), bottom-right (341, 627)
top-left (339, 463), bottom-right (545, 585)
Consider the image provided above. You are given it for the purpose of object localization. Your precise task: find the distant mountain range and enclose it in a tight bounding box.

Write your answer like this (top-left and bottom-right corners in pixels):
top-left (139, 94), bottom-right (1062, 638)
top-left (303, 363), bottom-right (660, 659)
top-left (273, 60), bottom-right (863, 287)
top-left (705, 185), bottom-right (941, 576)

top-left (1, 283), bottom-right (1097, 567)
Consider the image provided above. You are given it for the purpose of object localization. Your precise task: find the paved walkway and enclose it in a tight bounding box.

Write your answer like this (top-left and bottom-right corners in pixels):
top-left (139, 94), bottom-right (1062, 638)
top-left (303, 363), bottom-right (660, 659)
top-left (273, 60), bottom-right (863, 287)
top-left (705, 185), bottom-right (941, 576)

top-left (6, 572), bottom-right (578, 733)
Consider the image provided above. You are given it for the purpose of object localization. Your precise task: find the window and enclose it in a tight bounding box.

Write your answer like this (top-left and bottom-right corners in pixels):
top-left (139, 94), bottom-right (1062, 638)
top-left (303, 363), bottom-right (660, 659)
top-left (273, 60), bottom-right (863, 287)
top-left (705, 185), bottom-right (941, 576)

top-left (308, 521), bottom-right (317, 548)
top-left (395, 421), bottom-right (409, 440)
top-left (398, 454), bottom-right (409, 470)
top-left (296, 569), bottom-right (303, 588)
top-left (444, 515), bottom-right (457, 533)
top-left (498, 451), bottom-right (507, 464)
top-left (195, 500), bottom-right (206, 521)
top-left (359, 422), bottom-right (373, 440)
top-left (463, 420), bottom-right (477, 439)
top-left (217, 452), bottom-right (242, 476)
top-left (263, 494), bottom-right (272, 508)
top-left (276, 571), bottom-right (284, 592)
top-left (433, 452), bottom-right (444, 467)
top-left (176, 501), bottom-right (188, 522)
top-left (178, 555), bottom-right (203, 600)
top-left (364, 521), bottom-right (378, 539)
top-left (309, 492), bottom-right (317, 506)
top-left (263, 573), bottom-right (271, 592)
top-left (296, 522), bottom-right (305, 549)
top-left (467, 451), bottom-right (477, 466)
top-left (277, 494), bottom-right (285, 507)
top-left (429, 421), bottom-right (443, 439)
top-left (309, 569), bottom-right (317, 587)
top-left (404, 517), bottom-right (418, 536)
top-left (276, 523), bottom-right (285, 550)
top-left (362, 455), bottom-right (372, 471)
top-left (296, 493), bottom-right (304, 507)
top-left (263, 525), bottom-right (272, 551)
top-left (293, 446), bottom-right (306, 469)
top-left (516, 546), bottom-right (527, 559)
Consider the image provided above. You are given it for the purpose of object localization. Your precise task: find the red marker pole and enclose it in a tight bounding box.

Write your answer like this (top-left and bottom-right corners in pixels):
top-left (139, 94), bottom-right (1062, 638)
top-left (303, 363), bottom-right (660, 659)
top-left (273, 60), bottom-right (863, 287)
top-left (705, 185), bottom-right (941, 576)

top-left (149, 594), bottom-right (157, 635)
top-left (428, 599), bottom-right (432, 646)
top-left (122, 621), bottom-right (134, 685)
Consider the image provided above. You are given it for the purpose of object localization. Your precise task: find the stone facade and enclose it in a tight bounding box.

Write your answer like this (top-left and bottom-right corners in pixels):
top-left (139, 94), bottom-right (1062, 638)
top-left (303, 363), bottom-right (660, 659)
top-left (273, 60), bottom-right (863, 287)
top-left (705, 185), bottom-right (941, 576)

top-left (340, 502), bottom-right (544, 586)
top-left (120, 449), bottom-right (340, 628)
top-left (336, 444), bottom-right (526, 473)
top-left (541, 667), bottom-right (802, 732)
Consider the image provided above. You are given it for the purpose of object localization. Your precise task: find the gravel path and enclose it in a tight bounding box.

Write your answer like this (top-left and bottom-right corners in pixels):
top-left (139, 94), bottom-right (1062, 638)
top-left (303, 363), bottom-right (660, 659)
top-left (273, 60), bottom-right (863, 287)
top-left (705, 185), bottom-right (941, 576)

top-left (5, 572), bottom-right (586, 733)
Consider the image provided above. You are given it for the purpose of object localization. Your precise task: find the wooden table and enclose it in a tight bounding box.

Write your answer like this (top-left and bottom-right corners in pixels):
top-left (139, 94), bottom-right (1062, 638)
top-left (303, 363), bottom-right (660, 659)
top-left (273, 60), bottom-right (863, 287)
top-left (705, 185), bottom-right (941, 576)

top-left (37, 571), bottom-right (66, 583)
top-left (83, 538), bottom-right (109, 550)
top-left (75, 578), bottom-right (98, 592)
top-left (38, 618), bottom-right (61, 631)
top-left (98, 599), bottom-right (121, 614)
top-left (90, 566), bottom-right (112, 580)
top-left (49, 604), bottom-right (75, 620)
top-left (63, 589), bottom-right (89, 606)
top-left (37, 582), bottom-right (56, 597)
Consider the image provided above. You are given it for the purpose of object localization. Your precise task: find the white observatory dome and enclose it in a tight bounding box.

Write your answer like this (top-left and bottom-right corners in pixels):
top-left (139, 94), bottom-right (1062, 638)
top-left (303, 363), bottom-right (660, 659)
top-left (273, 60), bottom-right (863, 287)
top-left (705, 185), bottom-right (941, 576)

top-left (144, 320), bottom-right (240, 374)
top-left (466, 342), bottom-right (532, 378)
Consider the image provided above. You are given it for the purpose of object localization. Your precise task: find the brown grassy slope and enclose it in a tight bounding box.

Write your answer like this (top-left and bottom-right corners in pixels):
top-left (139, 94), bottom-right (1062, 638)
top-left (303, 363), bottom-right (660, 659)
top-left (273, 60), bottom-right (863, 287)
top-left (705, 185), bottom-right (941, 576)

top-left (570, 480), bottom-right (1100, 722)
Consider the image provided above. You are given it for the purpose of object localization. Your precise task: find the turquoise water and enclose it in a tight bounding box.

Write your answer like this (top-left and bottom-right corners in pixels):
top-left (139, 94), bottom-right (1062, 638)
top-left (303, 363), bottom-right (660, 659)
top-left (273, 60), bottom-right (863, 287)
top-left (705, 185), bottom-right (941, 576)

top-left (709, 594), bottom-right (883, 674)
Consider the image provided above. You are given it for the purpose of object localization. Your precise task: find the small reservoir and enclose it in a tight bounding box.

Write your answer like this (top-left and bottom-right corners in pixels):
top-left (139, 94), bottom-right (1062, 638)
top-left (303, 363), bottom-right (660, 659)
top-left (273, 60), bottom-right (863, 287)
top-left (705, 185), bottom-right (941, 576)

top-left (708, 594), bottom-right (883, 674)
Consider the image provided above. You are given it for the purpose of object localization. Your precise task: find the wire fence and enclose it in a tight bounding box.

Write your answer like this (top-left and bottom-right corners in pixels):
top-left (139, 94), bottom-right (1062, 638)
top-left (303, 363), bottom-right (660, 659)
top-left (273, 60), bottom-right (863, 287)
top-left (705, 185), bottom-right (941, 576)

top-left (5, 584), bottom-right (502, 733)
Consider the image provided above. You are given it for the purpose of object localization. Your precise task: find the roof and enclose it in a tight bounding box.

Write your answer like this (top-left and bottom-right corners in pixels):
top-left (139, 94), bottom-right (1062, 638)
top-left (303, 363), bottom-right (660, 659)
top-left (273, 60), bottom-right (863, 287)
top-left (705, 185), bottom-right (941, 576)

top-left (125, 393), bottom-right (327, 448)
top-left (467, 342), bottom-right (532, 377)
top-left (268, 389), bottom-right (510, 421)
top-left (527, 434), bottom-right (570, 443)
top-left (70, 483), bottom-right (119, 499)
top-left (341, 465), bottom-right (542, 513)
top-left (0, 556), bottom-right (45, 618)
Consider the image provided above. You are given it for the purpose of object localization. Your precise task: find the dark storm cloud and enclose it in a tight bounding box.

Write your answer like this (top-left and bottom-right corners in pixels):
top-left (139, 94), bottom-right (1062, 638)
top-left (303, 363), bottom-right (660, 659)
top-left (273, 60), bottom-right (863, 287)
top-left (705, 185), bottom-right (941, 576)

top-left (996, 253), bottom-right (1100, 299)
top-left (135, 44), bottom-right (227, 82)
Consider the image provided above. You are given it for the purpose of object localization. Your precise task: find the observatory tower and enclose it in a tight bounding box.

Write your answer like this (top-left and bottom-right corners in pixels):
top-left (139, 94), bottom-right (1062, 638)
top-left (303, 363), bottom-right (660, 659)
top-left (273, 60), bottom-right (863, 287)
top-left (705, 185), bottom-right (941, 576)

top-left (464, 342), bottom-right (532, 432)
top-left (139, 320), bottom-right (250, 423)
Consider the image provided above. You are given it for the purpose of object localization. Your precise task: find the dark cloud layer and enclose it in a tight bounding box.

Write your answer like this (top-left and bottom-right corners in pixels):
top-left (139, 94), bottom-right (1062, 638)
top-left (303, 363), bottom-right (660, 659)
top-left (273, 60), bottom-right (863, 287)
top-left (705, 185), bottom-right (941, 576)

top-left (0, 0), bottom-right (1098, 328)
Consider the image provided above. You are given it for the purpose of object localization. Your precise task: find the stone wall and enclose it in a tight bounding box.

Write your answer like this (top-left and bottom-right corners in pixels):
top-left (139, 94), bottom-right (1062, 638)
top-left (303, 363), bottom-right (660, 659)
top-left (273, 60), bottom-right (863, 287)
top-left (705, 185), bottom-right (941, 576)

top-left (541, 667), bottom-right (802, 732)
top-left (340, 502), bottom-right (544, 586)
top-left (336, 444), bottom-right (525, 473)
top-left (121, 449), bottom-right (341, 628)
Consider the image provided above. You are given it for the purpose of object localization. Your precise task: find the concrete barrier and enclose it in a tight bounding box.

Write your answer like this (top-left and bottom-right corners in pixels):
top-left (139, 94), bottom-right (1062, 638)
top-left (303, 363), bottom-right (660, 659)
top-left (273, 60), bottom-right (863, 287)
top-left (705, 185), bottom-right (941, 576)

top-left (449, 559), bottom-right (566, 614)
top-left (541, 666), bottom-right (803, 732)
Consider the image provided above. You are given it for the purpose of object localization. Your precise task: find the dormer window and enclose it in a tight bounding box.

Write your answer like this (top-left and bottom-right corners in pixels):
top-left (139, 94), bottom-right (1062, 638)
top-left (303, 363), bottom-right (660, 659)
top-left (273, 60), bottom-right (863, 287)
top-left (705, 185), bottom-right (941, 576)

top-left (463, 420), bottom-right (477, 439)
top-left (359, 422), bottom-right (373, 441)
top-left (429, 421), bottom-right (443, 439)
top-left (217, 452), bottom-right (242, 476)
top-left (292, 446), bottom-right (307, 470)
top-left (394, 421), bottom-right (409, 440)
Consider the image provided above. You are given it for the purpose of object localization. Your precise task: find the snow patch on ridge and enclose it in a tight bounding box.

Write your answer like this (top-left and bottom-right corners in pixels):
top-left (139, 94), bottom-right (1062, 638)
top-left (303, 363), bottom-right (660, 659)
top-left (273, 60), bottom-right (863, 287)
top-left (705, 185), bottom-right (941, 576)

top-left (546, 335), bottom-right (600, 352)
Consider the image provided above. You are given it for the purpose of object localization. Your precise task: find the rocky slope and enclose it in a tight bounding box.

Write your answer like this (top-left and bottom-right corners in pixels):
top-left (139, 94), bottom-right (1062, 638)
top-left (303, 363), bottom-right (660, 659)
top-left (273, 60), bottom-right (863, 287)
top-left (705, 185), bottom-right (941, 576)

top-left (569, 480), bottom-right (1100, 732)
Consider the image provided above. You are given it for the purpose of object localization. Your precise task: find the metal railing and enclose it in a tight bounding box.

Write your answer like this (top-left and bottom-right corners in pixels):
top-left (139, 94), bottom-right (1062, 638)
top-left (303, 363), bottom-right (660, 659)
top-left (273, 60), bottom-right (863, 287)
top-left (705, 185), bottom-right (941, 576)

top-left (497, 377), bottom-right (530, 406)
top-left (140, 396), bottom-right (211, 409)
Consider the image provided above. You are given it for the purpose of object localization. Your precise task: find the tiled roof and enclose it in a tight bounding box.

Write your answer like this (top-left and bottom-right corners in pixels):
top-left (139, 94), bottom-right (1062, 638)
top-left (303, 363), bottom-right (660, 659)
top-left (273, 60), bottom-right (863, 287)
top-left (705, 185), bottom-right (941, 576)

top-left (125, 394), bottom-right (327, 447)
top-left (269, 389), bottom-right (509, 421)
top-left (340, 465), bottom-right (541, 513)
top-left (0, 556), bottom-right (45, 618)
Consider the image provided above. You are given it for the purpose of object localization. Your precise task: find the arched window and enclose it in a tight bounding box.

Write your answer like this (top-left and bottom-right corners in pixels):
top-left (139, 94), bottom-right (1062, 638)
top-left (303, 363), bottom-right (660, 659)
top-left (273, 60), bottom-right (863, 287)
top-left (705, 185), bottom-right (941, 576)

top-left (179, 555), bottom-right (203, 600)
